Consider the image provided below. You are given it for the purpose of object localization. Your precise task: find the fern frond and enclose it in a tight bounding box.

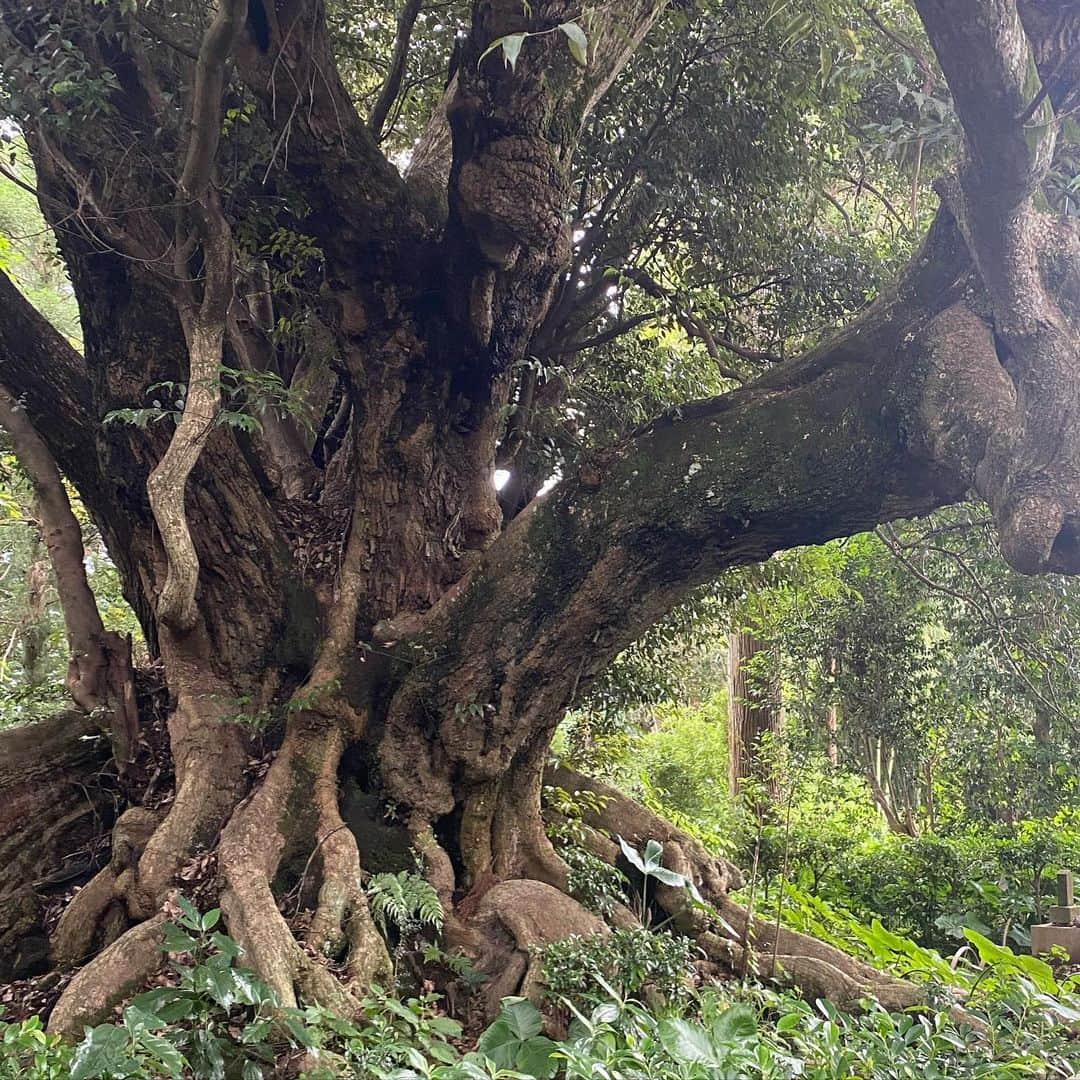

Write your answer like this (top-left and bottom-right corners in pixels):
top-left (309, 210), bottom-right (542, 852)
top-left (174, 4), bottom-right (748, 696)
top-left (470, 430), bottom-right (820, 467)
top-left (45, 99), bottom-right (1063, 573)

top-left (366, 870), bottom-right (444, 936)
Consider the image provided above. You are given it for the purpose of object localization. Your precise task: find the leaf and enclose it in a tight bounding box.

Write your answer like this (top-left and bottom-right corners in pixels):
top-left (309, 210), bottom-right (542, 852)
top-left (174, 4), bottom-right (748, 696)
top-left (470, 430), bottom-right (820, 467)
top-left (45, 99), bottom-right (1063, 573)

top-left (647, 865), bottom-right (687, 888)
top-left (210, 931), bottom-right (242, 961)
top-left (658, 1017), bottom-right (718, 1065)
top-left (711, 1003), bottom-right (758, 1042)
top-left (558, 22), bottom-right (588, 66)
top-left (642, 838), bottom-right (665, 870)
top-left (134, 1030), bottom-right (186, 1077)
top-left (478, 33), bottom-right (528, 72)
top-left (121, 1004), bottom-right (166, 1036)
top-left (500, 997), bottom-right (544, 1041)
top-left (515, 1035), bottom-right (559, 1078)
top-left (70, 1024), bottom-right (137, 1080)
top-left (618, 835), bottom-right (646, 874)
top-left (500, 33), bottom-right (526, 71)
top-left (161, 923), bottom-right (199, 954)
top-left (176, 895), bottom-right (201, 930)
top-left (193, 963), bottom-right (238, 1009)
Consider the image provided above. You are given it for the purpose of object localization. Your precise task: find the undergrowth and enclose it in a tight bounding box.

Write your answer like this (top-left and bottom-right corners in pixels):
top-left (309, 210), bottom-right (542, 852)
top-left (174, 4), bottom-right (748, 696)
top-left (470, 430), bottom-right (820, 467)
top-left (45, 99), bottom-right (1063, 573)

top-left (4, 896), bottom-right (1080, 1079)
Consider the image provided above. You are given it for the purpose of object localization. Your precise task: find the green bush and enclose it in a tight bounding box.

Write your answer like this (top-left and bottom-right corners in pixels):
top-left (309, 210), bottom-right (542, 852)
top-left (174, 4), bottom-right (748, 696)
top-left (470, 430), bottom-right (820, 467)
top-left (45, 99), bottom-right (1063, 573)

top-left (539, 928), bottom-right (697, 1006)
top-left (0, 1013), bottom-right (71, 1079)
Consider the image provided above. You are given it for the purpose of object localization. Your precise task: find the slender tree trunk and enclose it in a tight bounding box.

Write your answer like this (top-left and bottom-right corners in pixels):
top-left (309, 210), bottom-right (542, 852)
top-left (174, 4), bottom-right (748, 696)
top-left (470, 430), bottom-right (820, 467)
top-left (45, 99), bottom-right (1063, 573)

top-left (727, 628), bottom-right (781, 799)
top-left (825, 657), bottom-right (840, 766)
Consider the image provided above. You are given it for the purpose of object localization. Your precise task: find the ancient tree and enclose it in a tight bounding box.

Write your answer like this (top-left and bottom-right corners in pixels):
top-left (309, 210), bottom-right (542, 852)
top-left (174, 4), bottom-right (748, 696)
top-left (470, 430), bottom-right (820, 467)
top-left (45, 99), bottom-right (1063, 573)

top-left (0, 0), bottom-right (1079, 1031)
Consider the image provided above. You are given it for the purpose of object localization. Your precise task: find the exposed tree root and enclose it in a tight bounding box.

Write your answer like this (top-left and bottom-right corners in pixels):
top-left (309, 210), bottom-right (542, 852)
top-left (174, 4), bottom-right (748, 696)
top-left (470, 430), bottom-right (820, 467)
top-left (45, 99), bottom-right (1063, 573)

top-left (29, 715), bottom-right (957, 1038)
top-left (219, 710), bottom-right (390, 1010)
top-left (49, 915), bottom-right (167, 1035)
top-left (471, 880), bottom-right (607, 1013)
top-left (546, 764), bottom-right (942, 1012)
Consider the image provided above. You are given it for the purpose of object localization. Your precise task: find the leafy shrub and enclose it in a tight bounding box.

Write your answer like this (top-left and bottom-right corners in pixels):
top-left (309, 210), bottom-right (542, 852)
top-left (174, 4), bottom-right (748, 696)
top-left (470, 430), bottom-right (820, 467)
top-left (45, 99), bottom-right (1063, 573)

top-left (611, 698), bottom-right (739, 846)
top-left (69, 898), bottom-right (312, 1079)
top-left (0, 1013), bottom-right (71, 1079)
top-left (540, 928), bottom-right (696, 1006)
top-left (475, 997), bottom-right (559, 1078)
top-left (302, 989), bottom-right (464, 1078)
top-left (9, 900), bottom-right (1080, 1080)
top-left (544, 785), bottom-right (627, 917)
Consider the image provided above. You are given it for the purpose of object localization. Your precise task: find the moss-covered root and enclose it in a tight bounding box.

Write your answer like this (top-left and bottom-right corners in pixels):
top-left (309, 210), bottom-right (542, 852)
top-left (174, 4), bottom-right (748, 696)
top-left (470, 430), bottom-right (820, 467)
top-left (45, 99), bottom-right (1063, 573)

top-left (218, 711), bottom-right (390, 1010)
top-left (545, 764), bottom-right (943, 1012)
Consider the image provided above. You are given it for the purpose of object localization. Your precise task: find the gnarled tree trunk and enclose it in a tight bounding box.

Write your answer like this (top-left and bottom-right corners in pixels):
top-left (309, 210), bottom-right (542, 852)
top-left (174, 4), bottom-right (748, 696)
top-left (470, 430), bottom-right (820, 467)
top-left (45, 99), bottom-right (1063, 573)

top-left (0, 0), bottom-right (1077, 1037)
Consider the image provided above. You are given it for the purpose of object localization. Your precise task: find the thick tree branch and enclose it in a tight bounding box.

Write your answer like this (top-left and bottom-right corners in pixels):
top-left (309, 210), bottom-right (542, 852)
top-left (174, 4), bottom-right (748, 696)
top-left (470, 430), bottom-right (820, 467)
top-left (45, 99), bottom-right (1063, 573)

top-left (916, 0), bottom-right (1080, 574)
top-left (443, 1), bottom-right (668, 379)
top-left (377, 209), bottom-right (1007, 820)
top-left (232, 0), bottom-right (417, 262)
top-left (0, 270), bottom-right (98, 501)
top-left (148, 0), bottom-right (245, 632)
top-left (915, 0), bottom-right (1055, 213)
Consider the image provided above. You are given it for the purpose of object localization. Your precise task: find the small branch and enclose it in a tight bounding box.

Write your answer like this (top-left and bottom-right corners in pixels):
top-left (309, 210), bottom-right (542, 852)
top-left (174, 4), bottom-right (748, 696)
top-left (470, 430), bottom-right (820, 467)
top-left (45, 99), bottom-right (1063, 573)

top-left (548, 310), bottom-right (660, 356)
top-left (620, 265), bottom-right (781, 377)
top-left (875, 525), bottom-right (1068, 724)
top-left (133, 9), bottom-right (201, 61)
top-left (369, 0), bottom-right (423, 141)
top-left (0, 160), bottom-right (39, 199)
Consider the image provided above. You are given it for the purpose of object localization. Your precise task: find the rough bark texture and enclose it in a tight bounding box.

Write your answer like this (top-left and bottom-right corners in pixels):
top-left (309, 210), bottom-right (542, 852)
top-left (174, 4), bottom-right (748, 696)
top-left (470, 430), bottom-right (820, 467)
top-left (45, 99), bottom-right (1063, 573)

top-left (0, 714), bottom-right (114, 982)
top-left (0, 0), bottom-right (1077, 1035)
top-left (727, 629), bottom-right (781, 798)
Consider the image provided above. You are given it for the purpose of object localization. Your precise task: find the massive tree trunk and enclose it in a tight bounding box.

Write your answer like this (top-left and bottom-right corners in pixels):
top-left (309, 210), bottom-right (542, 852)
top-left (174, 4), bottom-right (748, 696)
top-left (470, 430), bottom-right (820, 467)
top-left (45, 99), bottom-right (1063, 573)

top-left (0, 0), bottom-right (1078, 1035)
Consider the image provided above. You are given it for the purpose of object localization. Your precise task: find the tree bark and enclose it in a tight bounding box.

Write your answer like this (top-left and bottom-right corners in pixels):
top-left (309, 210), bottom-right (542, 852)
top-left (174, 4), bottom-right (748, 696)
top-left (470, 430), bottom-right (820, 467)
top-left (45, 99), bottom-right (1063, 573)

top-left (0, 387), bottom-right (138, 764)
top-left (727, 628), bottom-right (781, 799)
top-left (0, 713), bottom-right (114, 982)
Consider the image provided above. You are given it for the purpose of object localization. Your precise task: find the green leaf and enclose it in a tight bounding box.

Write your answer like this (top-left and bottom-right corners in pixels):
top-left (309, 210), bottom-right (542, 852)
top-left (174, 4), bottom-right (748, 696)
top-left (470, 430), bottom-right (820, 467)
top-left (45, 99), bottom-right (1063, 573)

top-left (478, 33), bottom-right (528, 72)
top-left (642, 838), bottom-right (665, 870)
top-left (193, 963), bottom-right (238, 1009)
top-left (501, 997), bottom-right (544, 1041)
top-left (648, 865), bottom-right (686, 888)
top-left (515, 1035), bottom-right (559, 1078)
top-left (70, 1025), bottom-right (137, 1080)
top-left (558, 22), bottom-right (588, 66)
top-left (176, 895), bottom-right (201, 930)
top-left (161, 923), bottom-right (199, 954)
top-left (711, 1003), bottom-right (758, 1043)
top-left (658, 1018), bottom-right (718, 1065)
top-left (210, 931), bottom-right (241, 960)
top-left (617, 835), bottom-right (646, 874)
top-left (134, 1030), bottom-right (186, 1077)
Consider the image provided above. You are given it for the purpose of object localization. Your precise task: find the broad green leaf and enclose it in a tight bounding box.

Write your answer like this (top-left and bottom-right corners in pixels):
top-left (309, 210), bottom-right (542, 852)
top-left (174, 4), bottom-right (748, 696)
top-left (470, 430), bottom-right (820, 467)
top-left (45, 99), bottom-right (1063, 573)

top-left (500, 997), bottom-right (543, 1041)
top-left (712, 1003), bottom-right (758, 1042)
top-left (658, 1017), bottom-right (718, 1065)
top-left (558, 22), bottom-right (588, 66)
